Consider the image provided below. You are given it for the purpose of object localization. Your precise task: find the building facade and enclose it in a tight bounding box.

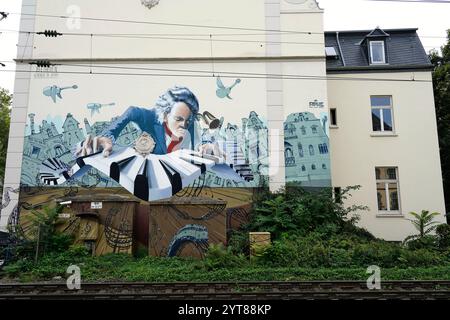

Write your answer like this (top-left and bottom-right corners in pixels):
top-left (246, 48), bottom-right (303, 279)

top-left (0, 0), bottom-right (446, 244)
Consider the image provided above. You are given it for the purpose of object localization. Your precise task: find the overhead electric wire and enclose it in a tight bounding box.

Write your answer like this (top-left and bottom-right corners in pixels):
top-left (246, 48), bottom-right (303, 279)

top-left (0, 28), bottom-right (448, 40)
top-left (4, 12), bottom-right (323, 35)
top-left (364, 0), bottom-right (450, 3)
top-left (0, 67), bottom-right (432, 83)
top-left (0, 29), bottom-right (324, 46)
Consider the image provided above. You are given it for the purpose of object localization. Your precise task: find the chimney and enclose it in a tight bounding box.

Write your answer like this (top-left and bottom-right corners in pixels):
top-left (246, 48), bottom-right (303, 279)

top-left (28, 113), bottom-right (36, 135)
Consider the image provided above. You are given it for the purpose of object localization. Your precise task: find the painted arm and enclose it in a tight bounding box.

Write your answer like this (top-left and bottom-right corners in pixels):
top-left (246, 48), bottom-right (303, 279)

top-left (102, 106), bottom-right (150, 142)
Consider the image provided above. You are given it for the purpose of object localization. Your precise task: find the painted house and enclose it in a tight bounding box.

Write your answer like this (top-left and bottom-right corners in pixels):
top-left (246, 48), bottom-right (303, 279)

top-left (0, 0), bottom-right (446, 247)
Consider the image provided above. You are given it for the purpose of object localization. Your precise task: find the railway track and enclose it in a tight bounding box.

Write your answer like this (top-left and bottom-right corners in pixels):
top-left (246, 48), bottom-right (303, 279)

top-left (0, 281), bottom-right (449, 300)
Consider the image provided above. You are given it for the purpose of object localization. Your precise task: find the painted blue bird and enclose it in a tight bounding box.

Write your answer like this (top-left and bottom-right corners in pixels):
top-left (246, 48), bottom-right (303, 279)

top-left (216, 76), bottom-right (241, 99)
top-left (43, 85), bottom-right (78, 103)
top-left (87, 103), bottom-right (116, 117)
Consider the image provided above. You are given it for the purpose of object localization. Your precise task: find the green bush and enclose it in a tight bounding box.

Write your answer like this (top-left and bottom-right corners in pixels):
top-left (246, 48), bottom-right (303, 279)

top-left (248, 186), bottom-right (368, 241)
top-left (398, 249), bottom-right (444, 267)
top-left (204, 243), bottom-right (248, 270)
top-left (436, 223), bottom-right (450, 249)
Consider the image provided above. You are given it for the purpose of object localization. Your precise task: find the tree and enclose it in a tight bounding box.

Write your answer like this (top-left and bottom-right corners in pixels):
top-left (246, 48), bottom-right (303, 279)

top-left (0, 88), bottom-right (12, 188)
top-left (430, 30), bottom-right (450, 219)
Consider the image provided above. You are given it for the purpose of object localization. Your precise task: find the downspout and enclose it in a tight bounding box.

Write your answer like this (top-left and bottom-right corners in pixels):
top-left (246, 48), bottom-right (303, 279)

top-left (336, 32), bottom-right (346, 67)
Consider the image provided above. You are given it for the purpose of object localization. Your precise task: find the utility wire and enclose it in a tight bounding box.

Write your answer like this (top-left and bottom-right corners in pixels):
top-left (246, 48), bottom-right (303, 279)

top-left (364, 0), bottom-right (450, 3)
top-left (0, 68), bottom-right (432, 83)
top-left (4, 12), bottom-right (323, 35)
top-left (0, 28), bottom-right (447, 40)
top-left (0, 29), bottom-right (324, 46)
top-left (0, 59), bottom-right (433, 82)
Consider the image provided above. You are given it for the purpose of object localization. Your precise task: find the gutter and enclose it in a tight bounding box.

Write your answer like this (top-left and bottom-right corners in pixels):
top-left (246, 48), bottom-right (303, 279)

top-left (326, 64), bottom-right (434, 74)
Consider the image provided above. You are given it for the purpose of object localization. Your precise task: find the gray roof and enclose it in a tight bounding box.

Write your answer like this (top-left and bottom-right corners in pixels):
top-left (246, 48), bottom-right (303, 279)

top-left (325, 28), bottom-right (432, 73)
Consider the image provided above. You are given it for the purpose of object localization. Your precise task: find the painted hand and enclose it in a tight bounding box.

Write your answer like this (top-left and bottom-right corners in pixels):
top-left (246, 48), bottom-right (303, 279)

top-left (198, 143), bottom-right (226, 160)
top-left (75, 135), bottom-right (113, 158)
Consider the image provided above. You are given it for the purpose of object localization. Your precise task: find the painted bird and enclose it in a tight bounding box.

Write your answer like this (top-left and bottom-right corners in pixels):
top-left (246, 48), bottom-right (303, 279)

top-left (216, 76), bottom-right (241, 99)
top-left (87, 103), bottom-right (116, 117)
top-left (43, 85), bottom-right (78, 103)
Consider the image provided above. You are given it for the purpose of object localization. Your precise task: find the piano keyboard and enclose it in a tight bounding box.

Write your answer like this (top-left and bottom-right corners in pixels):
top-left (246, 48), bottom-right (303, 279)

top-left (39, 158), bottom-right (72, 185)
top-left (73, 148), bottom-right (217, 201)
top-left (39, 144), bottom-right (255, 202)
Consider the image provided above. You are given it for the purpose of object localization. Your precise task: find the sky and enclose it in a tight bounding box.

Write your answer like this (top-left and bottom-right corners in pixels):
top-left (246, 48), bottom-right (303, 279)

top-left (0, 0), bottom-right (449, 93)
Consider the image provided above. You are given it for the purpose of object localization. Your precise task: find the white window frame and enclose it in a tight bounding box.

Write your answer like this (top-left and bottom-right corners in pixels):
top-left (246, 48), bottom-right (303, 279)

top-left (371, 96), bottom-right (394, 133)
top-left (376, 167), bottom-right (401, 215)
top-left (370, 41), bottom-right (386, 64)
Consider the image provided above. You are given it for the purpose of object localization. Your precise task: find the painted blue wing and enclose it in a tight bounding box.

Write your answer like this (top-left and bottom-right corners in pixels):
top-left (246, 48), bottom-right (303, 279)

top-left (216, 76), bottom-right (226, 90)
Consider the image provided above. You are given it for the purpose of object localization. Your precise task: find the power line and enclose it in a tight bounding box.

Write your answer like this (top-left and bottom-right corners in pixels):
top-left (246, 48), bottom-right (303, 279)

top-left (5, 12), bottom-right (323, 35)
top-left (0, 28), bottom-right (448, 40)
top-left (364, 0), bottom-right (450, 3)
top-left (0, 29), bottom-right (324, 46)
top-left (0, 68), bottom-right (432, 83)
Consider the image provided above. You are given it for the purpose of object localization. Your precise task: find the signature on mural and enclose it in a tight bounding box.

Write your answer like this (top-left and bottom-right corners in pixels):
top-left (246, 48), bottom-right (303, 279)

top-left (141, 0), bottom-right (160, 9)
top-left (216, 76), bottom-right (241, 100)
top-left (43, 85), bottom-right (78, 103)
top-left (87, 103), bottom-right (116, 117)
top-left (309, 100), bottom-right (324, 108)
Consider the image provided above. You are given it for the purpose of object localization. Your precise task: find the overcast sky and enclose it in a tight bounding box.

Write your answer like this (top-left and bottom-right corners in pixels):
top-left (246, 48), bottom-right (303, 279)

top-left (0, 0), bottom-right (449, 92)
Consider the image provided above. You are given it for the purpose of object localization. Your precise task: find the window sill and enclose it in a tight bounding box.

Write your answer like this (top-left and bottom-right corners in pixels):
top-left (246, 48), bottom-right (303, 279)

top-left (330, 125), bottom-right (339, 129)
top-left (376, 212), bottom-right (404, 218)
top-left (370, 133), bottom-right (398, 137)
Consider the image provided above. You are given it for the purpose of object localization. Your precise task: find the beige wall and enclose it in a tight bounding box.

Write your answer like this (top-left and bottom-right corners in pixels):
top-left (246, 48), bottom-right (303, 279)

top-left (328, 71), bottom-right (446, 241)
top-left (31, 0), bottom-right (323, 60)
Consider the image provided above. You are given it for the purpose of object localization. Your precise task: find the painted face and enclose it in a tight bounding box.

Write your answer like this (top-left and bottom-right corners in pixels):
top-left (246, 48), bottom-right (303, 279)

top-left (165, 102), bottom-right (192, 138)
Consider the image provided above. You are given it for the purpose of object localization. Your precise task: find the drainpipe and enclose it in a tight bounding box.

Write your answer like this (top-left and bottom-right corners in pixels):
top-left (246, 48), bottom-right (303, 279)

top-left (336, 32), bottom-right (346, 67)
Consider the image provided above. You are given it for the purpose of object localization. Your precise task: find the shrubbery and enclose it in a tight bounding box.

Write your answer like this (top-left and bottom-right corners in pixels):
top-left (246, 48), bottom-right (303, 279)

top-left (2, 186), bottom-right (450, 282)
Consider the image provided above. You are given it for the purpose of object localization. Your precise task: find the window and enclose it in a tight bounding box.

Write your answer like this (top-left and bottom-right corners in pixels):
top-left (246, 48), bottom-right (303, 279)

top-left (334, 187), bottom-right (342, 204)
top-left (31, 146), bottom-right (40, 158)
top-left (301, 165), bottom-right (306, 172)
top-left (311, 164), bottom-right (316, 170)
top-left (298, 143), bottom-right (304, 158)
top-left (370, 41), bottom-right (386, 64)
top-left (371, 96), bottom-right (393, 132)
top-left (322, 164), bottom-right (327, 170)
top-left (330, 108), bottom-right (337, 126)
top-left (309, 145), bottom-right (315, 156)
top-left (375, 167), bottom-right (400, 213)
top-left (311, 126), bottom-right (318, 134)
top-left (318, 143), bottom-right (329, 154)
top-left (301, 126), bottom-right (306, 135)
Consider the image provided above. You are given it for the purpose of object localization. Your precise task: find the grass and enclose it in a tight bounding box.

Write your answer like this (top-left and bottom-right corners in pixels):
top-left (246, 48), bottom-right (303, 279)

top-left (2, 253), bottom-right (450, 283)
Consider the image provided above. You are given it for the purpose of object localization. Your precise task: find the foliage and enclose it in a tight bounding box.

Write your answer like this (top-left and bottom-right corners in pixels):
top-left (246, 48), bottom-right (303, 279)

top-left (2, 247), bottom-right (450, 282)
top-left (430, 30), bottom-right (450, 218)
top-left (247, 186), bottom-right (368, 240)
top-left (436, 223), bottom-right (450, 249)
top-left (0, 88), bottom-right (12, 190)
top-left (203, 243), bottom-right (247, 270)
top-left (404, 210), bottom-right (441, 245)
top-left (16, 205), bottom-right (74, 261)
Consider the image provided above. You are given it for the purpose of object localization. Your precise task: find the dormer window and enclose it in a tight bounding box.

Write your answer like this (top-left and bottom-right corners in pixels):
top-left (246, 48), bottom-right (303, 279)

top-left (370, 41), bottom-right (386, 64)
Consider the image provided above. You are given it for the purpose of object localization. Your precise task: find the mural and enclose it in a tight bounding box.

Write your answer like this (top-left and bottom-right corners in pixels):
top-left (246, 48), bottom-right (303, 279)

top-left (284, 112), bottom-right (331, 188)
top-left (43, 85), bottom-right (78, 103)
top-left (215, 76), bottom-right (241, 100)
top-left (22, 85), bottom-right (271, 203)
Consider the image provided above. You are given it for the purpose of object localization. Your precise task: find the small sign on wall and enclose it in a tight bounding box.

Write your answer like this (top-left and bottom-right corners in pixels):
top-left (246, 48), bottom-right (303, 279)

top-left (91, 202), bottom-right (103, 209)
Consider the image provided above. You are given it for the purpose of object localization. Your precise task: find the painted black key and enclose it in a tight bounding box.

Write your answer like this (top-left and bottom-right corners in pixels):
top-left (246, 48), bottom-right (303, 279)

top-left (159, 160), bottom-right (182, 195)
top-left (110, 156), bottom-right (136, 182)
top-left (134, 160), bottom-right (149, 201)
